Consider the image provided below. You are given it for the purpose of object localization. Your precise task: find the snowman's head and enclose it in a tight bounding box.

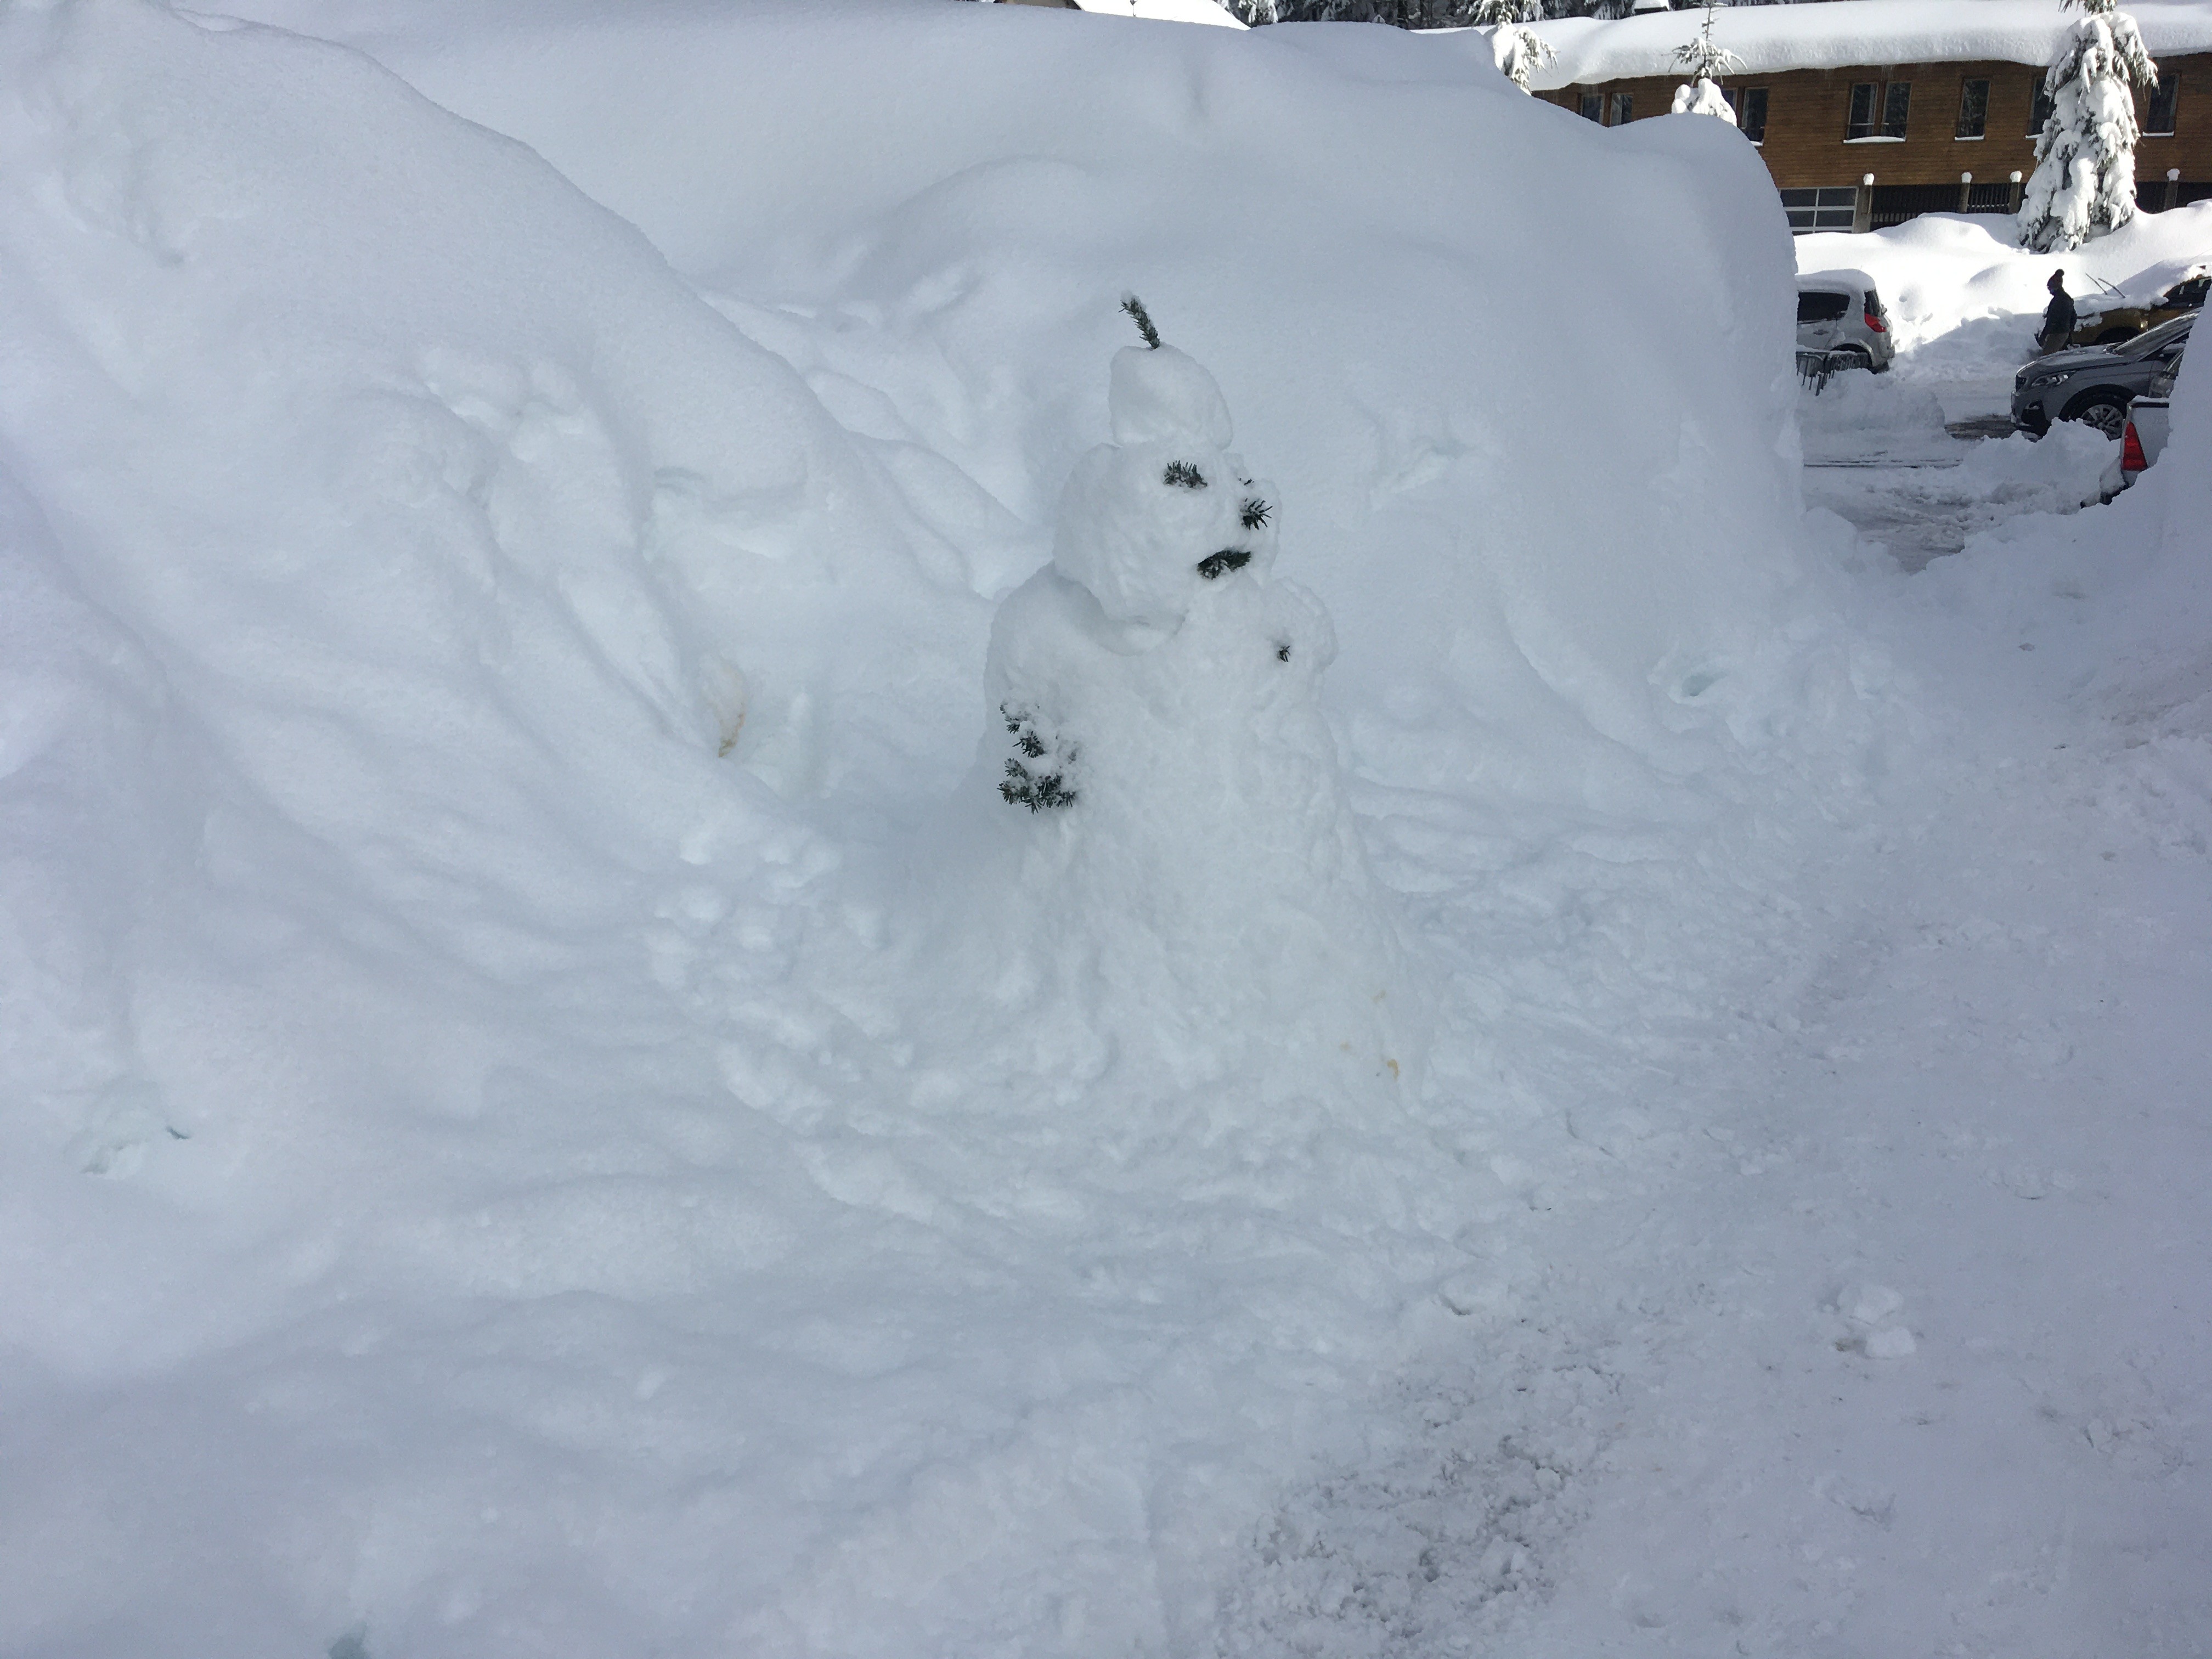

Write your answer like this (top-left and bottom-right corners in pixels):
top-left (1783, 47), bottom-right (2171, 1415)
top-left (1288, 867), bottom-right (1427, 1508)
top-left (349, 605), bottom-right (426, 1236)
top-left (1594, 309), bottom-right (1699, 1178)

top-left (1108, 345), bottom-right (1232, 449)
top-left (1052, 344), bottom-right (1277, 636)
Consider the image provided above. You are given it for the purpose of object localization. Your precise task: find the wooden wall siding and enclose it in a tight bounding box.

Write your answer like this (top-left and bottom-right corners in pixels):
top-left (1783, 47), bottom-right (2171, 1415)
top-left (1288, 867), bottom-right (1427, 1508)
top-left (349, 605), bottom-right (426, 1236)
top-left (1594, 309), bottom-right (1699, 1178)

top-left (1543, 53), bottom-right (2212, 193)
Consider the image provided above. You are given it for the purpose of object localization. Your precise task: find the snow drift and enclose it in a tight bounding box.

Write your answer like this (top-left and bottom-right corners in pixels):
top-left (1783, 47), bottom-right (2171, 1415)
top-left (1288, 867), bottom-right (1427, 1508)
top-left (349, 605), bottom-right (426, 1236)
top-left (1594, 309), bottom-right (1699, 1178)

top-left (0, 2), bottom-right (1886, 1655)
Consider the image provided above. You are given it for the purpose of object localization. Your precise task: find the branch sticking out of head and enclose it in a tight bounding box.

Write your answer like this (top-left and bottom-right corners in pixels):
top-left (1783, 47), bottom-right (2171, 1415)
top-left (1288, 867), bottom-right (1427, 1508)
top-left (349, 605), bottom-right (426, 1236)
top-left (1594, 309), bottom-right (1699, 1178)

top-left (1121, 294), bottom-right (1163, 350)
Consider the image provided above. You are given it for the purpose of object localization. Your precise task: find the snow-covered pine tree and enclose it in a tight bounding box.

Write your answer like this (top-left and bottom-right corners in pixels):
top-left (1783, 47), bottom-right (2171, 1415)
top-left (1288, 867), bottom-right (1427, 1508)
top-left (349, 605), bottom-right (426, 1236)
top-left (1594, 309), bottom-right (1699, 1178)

top-left (1469, 0), bottom-right (1554, 91)
top-left (2019, 0), bottom-right (2159, 252)
top-left (1671, 77), bottom-right (1737, 121)
top-left (1671, 2), bottom-right (1742, 123)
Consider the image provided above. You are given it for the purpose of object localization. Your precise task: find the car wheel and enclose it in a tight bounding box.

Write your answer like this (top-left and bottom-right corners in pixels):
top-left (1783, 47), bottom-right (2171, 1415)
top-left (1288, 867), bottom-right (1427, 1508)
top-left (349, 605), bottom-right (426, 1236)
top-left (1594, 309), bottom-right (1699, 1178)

top-left (1833, 347), bottom-right (1872, 372)
top-left (2058, 390), bottom-right (2129, 439)
top-left (2094, 325), bottom-right (2140, 346)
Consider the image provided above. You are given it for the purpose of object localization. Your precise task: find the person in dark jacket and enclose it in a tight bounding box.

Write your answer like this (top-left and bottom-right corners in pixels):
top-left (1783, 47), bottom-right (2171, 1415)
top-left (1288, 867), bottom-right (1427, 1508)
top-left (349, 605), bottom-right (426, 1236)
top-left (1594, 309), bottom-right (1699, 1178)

top-left (2038, 270), bottom-right (2078, 353)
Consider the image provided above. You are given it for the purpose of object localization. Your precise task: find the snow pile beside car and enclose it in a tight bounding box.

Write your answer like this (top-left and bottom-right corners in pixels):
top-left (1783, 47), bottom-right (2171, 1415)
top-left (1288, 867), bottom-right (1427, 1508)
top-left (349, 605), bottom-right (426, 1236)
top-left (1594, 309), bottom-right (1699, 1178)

top-left (1927, 338), bottom-right (2212, 701)
top-left (0, 3), bottom-right (1889, 1656)
top-left (1959, 418), bottom-right (2114, 498)
top-left (1799, 369), bottom-right (1954, 461)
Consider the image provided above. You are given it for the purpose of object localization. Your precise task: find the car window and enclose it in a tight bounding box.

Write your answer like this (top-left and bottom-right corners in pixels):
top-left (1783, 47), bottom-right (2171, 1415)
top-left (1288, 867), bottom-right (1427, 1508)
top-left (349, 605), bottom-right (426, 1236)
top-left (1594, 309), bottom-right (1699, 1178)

top-left (1862, 286), bottom-right (1882, 314)
top-left (2118, 314), bottom-right (2194, 357)
top-left (2168, 276), bottom-right (2209, 309)
top-left (1797, 291), bottom-right (1851, 323)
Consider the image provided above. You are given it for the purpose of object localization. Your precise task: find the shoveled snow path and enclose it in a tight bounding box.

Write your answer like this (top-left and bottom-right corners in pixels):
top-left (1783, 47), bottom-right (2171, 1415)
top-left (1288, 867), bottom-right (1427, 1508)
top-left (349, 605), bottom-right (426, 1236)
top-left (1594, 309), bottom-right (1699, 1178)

top-left (1219, 598), bottom-right (2212, 1655)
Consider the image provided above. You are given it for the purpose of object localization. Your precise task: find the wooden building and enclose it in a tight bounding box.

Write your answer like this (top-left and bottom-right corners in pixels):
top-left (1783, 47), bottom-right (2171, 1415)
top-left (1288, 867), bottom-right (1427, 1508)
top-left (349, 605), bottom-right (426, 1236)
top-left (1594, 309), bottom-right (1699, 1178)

top-left (1525, 1), bottom-right (2212, 233)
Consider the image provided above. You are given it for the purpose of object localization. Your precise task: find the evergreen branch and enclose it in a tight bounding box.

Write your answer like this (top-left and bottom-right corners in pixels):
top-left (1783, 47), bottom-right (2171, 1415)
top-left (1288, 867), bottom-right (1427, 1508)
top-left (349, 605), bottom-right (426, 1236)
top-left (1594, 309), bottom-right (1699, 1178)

top-left (1120, 294), bottom-right (1163, 350)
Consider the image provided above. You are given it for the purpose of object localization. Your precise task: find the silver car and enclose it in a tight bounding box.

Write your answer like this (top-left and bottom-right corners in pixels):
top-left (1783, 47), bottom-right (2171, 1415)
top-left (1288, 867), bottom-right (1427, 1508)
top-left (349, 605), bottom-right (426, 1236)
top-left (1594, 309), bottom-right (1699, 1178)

top-left (2012, 312), bottom-right (2191, 437)
top-left (1797, 269), bottom-right (1895, 373)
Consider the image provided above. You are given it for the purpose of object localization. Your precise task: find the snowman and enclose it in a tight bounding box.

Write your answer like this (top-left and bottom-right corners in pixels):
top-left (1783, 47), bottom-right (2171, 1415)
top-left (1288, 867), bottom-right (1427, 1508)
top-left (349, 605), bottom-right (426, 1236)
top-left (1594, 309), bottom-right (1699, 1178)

top-left (978, 300), bottom-right (1423, 1093)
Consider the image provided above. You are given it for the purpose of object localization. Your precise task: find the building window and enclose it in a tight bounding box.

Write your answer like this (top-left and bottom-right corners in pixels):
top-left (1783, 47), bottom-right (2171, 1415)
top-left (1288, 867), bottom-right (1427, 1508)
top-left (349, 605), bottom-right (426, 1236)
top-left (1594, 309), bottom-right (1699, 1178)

top-left (1882, 81), bottom-right (1912, 137)
top-left (1956, 78), bottom-right (1989, 138)
top-left (1847, 82), bottom-right (1878, 139)
top-left (2147, 74), bottom-right (2180, 136)
top-left (1610, 91), bottom-right (1633, 126)
top-left (1579, 90), bottom-right (1604, 122)
top-left (1737, 86), bottom-right (1769, 142)
top-left (2029, 75), bottom-right (2056, 135)
top-left (1848, 81), bottom-right (1910, 140)
top-left (1781, 185), bottom-right (1859, 233)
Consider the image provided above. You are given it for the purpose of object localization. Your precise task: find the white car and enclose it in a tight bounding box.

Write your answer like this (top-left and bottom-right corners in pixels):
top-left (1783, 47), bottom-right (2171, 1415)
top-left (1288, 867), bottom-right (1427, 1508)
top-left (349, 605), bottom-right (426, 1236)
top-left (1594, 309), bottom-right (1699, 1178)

top-left (2103, 396), bottom-right (2172, 496)
top-left (1797, 269), bottom-right (1895, 374)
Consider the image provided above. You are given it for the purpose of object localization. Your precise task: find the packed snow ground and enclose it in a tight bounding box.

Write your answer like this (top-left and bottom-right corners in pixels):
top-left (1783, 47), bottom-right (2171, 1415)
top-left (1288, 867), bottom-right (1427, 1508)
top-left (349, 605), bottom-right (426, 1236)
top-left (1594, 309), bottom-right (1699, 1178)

top-left (2, 4), bottom-right (2208, 1656)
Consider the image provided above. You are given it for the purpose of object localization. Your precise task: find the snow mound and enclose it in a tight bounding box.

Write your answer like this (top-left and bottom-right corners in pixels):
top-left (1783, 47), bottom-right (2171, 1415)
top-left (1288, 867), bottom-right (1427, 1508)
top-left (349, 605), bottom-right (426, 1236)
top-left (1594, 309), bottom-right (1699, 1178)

top-left (0, 2), bottom-right (1895, 1655)
top-left (1927, 324), bottom-right (2212, 710)
top-left (1800, 369), bottom-right (1954, 462)
top-left (1952, 420), bottom-right (2114, 507)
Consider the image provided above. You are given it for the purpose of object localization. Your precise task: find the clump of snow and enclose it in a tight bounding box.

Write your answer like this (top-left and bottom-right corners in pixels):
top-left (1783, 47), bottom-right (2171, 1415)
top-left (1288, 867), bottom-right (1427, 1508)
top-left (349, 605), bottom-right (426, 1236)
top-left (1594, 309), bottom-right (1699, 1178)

top-left (1841, 1281), bottom-right (1905, 1325)
top-left (1672, 76), bottom-right (1738, 121)
top-left (1799, 370), bottom-right (1953, 462)
top-left (1953, 419), bottom-right (2114, 504)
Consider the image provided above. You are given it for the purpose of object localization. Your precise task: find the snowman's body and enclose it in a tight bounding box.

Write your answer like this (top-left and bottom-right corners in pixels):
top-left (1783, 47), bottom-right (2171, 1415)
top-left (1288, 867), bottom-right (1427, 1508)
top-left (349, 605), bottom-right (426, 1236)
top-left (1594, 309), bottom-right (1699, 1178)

top-left (980, 333), bottom-right (1420, 1093)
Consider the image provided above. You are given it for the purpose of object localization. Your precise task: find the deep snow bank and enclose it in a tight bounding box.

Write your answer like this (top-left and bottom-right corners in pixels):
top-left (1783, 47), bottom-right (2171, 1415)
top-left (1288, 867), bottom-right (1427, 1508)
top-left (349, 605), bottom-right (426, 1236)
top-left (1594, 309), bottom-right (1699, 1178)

top-left (1, 3), bottom-right (1887, 1655)
top-left (229, 0), bottom-right (1862, 823)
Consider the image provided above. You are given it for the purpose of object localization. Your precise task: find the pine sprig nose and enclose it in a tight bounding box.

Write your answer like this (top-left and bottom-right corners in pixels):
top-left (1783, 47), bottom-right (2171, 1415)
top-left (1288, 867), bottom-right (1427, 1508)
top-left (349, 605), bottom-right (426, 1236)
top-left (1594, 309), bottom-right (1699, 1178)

top-left (1163, 461), bottom-right (1207, 489)
top-left (1120, 294), bottom-right (1163, 351)
top-left (1240, 498), bottom-right (1271, 531)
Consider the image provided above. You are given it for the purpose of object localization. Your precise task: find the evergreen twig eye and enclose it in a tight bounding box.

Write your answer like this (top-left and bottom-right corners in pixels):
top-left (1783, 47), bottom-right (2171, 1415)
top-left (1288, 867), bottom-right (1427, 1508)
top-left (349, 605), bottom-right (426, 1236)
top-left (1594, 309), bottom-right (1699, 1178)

top-left (1240, 498), bottom-right (1272, 531)
top-left (1163, 461), bottom-right (1207, 490)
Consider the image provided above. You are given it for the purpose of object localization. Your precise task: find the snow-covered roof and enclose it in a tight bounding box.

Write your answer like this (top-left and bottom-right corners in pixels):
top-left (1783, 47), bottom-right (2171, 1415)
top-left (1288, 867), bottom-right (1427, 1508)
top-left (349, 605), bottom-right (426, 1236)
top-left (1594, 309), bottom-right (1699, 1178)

top-left (1070, 0), bottom-right (1246, 28)
top-left (1526, 0), bottom-right (2212, 91)
top-left (1798, 267), bottom-right (1880, 294)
